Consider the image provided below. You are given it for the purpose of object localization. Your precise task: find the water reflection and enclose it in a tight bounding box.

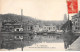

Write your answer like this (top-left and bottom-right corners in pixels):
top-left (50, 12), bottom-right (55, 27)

top-left (0, 34), bottom-right (63, 50)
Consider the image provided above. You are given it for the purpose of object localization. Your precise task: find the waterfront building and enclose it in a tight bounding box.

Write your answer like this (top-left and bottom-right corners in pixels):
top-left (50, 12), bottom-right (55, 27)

top-left (33, 25), bottom-right (42, 32)
top-left (72, 11), bottom-right (80, 32)
top-left (1, 20), bottom-right (22, 32)
top-left (42, 25), bottom-right (57, 32)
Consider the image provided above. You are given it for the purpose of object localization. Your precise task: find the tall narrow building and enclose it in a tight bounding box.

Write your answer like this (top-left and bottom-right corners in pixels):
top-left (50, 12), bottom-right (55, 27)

top-left (63, 14), bottom-right (68, 23)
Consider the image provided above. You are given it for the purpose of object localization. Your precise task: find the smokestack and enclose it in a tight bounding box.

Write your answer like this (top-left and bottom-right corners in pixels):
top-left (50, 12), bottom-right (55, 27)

top-left (21, 9), bottom-right (23, 22)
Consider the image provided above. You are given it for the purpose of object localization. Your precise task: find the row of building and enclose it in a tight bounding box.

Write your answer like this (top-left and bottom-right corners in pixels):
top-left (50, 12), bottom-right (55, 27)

top-left (0, 20), bottom-right (57, 33)
top-left (33, 25), bottom-right (57, 33)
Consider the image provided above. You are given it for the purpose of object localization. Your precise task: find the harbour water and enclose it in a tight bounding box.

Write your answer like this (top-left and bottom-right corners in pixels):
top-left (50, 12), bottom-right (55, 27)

top-left (0, 34), bottom-right (65, 51)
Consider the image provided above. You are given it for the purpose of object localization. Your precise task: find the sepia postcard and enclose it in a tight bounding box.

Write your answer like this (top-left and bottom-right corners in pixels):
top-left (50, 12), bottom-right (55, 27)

top-left (0, 0), bottom-right (80, 51)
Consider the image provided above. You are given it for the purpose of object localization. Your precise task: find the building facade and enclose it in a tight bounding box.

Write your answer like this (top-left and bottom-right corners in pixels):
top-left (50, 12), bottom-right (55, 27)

top-left (42, 25), bottom-right (57, 32)
top-left (1, 20), bottom-right (23, 32)
top-left (72, 12), bottom-right (80, 32)
top-left (33, 25), bottom-right (42, 32)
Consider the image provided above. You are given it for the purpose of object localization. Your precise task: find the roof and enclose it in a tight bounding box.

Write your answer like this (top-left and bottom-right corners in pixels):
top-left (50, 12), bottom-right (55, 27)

top-left (61, 20), bottom-right (72, 30)
top-left (4, 22), bottom-right (22, 26)
top-left (72, 11), bottom-right (80, 18)
top-left (24, 22), bottom-right (34, 26)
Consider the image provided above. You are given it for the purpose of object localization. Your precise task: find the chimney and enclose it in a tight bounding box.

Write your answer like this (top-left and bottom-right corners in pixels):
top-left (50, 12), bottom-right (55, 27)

top-left (21, 9), bottom-right (23, 22)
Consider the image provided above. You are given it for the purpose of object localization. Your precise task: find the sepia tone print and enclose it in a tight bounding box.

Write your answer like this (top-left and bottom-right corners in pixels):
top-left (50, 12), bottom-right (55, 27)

top-left (0, 0), bottom-right (80, 51)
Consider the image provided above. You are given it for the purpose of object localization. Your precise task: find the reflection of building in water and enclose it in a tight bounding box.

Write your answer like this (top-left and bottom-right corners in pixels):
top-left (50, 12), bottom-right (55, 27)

top-left (14, 28), bottom-right (23, 32)
top-left (42, 25), bottom-right (57, 32)
top-left (72, 11), bottom-right (80, 32)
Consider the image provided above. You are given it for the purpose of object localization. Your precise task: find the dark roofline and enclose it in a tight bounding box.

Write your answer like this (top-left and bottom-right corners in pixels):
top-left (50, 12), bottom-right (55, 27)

top-left (72, 11), bottom-right (80, 17)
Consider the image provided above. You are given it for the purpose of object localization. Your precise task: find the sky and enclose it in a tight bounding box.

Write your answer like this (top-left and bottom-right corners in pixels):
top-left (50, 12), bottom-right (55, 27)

top-left (0, 0), bottom-right (80, 21)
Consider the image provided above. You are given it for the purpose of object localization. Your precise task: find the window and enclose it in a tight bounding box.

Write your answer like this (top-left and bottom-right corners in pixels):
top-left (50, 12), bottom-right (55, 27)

top-left (16, 29), bottom-right (19, 31)
top-left (15, 28), bottom-right (23, 31)
top-left (75, 19), bottom-right (77, 21)
top-left (19, 36), bottom-right (23, 39)
top-left (75, 27), bottom-right (78, 29)
top-left (15, 36), bottom-right (23, 39)
top-left (16, 36), bottom-right (19, 38)
top-left (15, 36), bottom-right (19, 39)
top-left (31, 26), bottom-right (33, 30)
top-left (49, 27), bottom-right (50, 30)
top-left (75, 27), bottom-right (80, 30)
